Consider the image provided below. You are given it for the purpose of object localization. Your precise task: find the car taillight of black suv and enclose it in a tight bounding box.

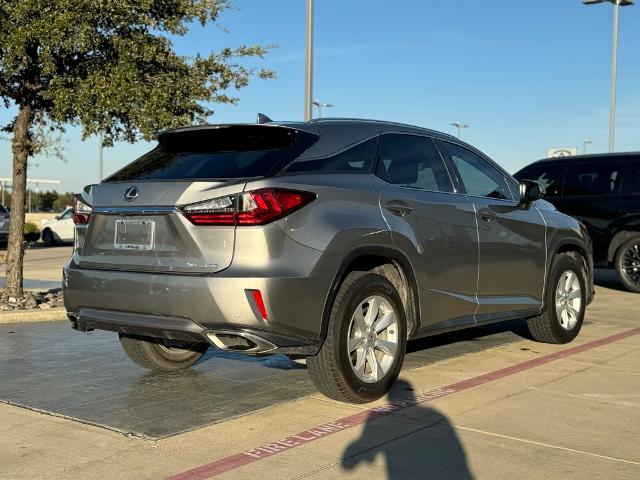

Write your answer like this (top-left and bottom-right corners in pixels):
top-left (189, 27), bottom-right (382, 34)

top-left (515, 152), bottom-right (640, 292)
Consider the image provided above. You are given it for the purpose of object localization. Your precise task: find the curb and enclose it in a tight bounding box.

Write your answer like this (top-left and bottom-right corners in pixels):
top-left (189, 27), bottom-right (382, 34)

top-left (0, 307), bottom-right (68, 324)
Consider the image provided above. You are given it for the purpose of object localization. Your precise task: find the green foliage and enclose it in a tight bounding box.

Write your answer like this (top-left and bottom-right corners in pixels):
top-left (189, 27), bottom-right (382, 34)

top-left (52, 192), bottom-right (73, 210)
top-left (0, 190), bottom-right (75, 211)
top-left (23, 221), bottom-right (39, 234)
top-left (0, 0), bottom-right (274, 147)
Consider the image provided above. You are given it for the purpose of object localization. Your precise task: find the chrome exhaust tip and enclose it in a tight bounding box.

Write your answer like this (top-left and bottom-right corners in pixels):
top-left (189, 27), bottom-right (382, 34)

top-left (204, 330), bottom-right (277, 354)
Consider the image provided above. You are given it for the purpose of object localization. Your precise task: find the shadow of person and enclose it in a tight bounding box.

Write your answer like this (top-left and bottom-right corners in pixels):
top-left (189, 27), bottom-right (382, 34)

top-left (342, 379), bottom-right (474, 479)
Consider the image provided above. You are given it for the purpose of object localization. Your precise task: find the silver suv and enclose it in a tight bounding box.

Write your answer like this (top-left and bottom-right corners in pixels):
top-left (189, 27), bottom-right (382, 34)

top-left (64, 119), bottom-right (594, 403)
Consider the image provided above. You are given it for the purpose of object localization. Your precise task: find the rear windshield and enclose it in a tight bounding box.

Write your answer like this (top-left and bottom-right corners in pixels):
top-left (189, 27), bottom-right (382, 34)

top-left (106, 126), bottom-right (318, 181)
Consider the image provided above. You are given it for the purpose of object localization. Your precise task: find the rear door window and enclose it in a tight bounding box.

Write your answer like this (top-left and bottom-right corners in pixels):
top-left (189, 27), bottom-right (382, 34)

top-left (374, 134), bottom-right (453, 193)
top-left (106, 126), bottom-right (318, 181)
top-left (285, 137), bottom-right (378, 173)
top-left (564, 162), bottom-right (625, 196)
top-left (514, 164), bottom-right (565, 197)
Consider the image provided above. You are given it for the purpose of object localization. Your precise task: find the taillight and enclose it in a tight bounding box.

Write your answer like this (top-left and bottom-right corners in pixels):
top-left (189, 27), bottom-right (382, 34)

top-left (181, 188), bottom-right (315, 226)
top-left (73, 195), bottom-right (92, 225)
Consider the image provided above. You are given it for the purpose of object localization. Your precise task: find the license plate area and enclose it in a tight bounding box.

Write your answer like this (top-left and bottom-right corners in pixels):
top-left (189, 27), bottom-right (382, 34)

top-left (114, 219), bottom-right (155, 251)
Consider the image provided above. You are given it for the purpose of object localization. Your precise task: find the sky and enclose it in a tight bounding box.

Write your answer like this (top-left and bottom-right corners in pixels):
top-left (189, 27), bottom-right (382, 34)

top-left (1, 0), bottom-right (639, 193)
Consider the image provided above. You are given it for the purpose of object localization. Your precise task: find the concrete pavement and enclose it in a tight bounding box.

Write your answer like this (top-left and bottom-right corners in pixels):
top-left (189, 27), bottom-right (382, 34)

top-left (1, 278), bottom-right (638, 480)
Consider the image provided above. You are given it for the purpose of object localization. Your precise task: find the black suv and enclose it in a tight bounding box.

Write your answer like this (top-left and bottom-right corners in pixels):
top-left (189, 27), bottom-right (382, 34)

top-left (515, 152), bottom-right (640, 292)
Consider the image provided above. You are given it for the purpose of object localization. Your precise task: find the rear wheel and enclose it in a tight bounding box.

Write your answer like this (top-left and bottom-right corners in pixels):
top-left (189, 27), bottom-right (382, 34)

top-left (307, 271), bottom-right (407, 403)
top-left (615, 236), bottom-right (640, 293)
top-left (527, 252), bottom-right (586, 344)
top-left (42, 229), bottom-right (56, 247)
top-left (119, 334), bottom-right (209, 371)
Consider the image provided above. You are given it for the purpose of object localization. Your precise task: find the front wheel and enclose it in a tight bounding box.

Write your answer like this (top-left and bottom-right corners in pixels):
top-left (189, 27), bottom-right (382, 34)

top-left (307, 271), bottom-right (407, 403)
top-left (527, 252), bottom-right (587, 344)
top-left (119, 334), bottom-right (209, 371)
top-left (615, 236), bottom-right (640, 293)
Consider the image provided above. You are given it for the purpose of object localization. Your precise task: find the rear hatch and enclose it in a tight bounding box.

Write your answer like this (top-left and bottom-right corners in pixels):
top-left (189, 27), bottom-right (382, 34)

top-left (74, 125), bottom-right (318, 274)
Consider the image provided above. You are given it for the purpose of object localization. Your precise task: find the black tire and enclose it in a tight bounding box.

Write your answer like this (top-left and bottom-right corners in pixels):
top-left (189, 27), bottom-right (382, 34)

top-left (307, 271), bottom-right (407, 403)
top-left (527, 252), bottom-right (587, 344)
top-left (119, 334), bottom-right (209, 371)
top-left (614, 236), bottom-right (640, 293)
top-left (42, 229), bottom-right (56, 247)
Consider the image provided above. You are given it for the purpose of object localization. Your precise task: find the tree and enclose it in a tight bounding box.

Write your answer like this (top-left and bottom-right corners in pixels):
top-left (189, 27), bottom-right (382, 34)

top-left (53, 192), bottom-right (74, 211)
top-left (0, 0), bottom-right (273, 297)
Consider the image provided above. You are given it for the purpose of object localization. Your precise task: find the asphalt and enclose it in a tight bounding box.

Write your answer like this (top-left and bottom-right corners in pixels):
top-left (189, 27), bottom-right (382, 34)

top-left (0, 245), bottom-right (70, 290)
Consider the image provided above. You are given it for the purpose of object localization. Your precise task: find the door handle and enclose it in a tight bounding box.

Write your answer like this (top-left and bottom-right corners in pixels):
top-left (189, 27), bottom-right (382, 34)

top-left (477, 208), bottom-right (498, 223)
top-left (384, 202), bottom-right (414, 217)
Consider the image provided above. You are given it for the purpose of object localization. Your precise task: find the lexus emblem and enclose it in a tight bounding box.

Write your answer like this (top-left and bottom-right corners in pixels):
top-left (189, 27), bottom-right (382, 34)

top-left (124, 186), bottom-right (139, 202)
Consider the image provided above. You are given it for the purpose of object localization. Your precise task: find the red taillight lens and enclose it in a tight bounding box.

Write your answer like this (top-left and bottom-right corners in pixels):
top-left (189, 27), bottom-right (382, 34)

top-left (72, 195), bottom-right (92, 225)
top-left (181, 189), bottom-right (315, 226)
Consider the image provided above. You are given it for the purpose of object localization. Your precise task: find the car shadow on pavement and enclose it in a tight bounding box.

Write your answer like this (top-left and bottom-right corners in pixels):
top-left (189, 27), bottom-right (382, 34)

top-left (407, 318), bottom-right (532, 355)
top-left (593, 268), bottom-right (626, 292)
top-left (342, 379), bottom-right (473, 479)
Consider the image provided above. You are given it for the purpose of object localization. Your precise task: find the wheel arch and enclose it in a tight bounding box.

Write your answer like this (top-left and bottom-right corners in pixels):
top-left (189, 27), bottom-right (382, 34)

top-left (607, 229), bottom-right (640, 264)
top-left (549, 240), bottom-right (594, 305)
top-left (319, 246), bottom-right (420, 345)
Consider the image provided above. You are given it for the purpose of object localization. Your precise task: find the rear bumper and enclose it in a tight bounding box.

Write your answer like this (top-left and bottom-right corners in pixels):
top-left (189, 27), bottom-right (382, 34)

top-left (63, 252), bottom-right (334, 355)
top-left (68, 308), bottom-right (321, 355)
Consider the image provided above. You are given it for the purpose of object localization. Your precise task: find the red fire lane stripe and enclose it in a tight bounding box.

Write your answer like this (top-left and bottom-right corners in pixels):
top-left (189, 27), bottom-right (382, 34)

top-left (167, 326), bottom-right (640, 480)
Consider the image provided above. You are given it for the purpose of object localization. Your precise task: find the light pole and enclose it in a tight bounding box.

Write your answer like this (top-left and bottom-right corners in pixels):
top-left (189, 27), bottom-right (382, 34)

top-left (450, 122), bottom-right (469, 139)
top-left (304, 0), bottom-right (314, 121)
top-left (312, 100), bottom-right (334, 118)
top-left (583, 138), bottom-right (593, 154)
top-left (583, 0), bottom-right (634, 152)
top-left (98, 132), bottom-right (104, 181)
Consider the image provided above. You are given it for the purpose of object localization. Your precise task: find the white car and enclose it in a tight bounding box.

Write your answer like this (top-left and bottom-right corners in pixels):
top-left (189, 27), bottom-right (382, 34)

top-left (41, 207), bottom-right (74, 246)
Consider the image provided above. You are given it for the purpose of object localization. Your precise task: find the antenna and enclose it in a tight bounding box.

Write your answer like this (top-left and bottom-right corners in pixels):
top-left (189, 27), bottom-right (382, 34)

top-left (257, 113), bottom-right (273, 124)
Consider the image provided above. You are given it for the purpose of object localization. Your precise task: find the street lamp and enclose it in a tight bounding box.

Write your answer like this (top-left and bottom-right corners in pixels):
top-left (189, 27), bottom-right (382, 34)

top-left (98, 132), bottom-right (104, 181)
top-left (583, 138), bottom-right (593, 154)
top-left (450, 122), bottom-right (469, 139)
top-left (583, 0), bottom-right (635, 152)
top-left (304, 0), bottom-right (314, 121)
top-left (312, 100), bottom-right (334, 118)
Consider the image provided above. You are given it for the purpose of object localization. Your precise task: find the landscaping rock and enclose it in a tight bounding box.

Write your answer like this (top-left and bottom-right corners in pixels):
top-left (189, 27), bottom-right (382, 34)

top-left (23, 294), bottom-right (38, 309)
top-left (0, 289), bottom-right (64, 312)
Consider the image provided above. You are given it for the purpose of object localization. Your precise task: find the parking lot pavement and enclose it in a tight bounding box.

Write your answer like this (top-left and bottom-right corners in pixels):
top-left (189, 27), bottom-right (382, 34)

top-left (0, 245), bottom-right (71, 290)
top-left (1, 273), bottom-right (638, 479)
top-left (0, 316), bottom-right (526, 438)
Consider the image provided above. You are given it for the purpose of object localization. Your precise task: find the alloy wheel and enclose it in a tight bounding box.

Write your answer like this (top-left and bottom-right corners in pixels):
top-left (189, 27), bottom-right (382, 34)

top-left (621, 242), bottom-right (640, 288)
top-left (347, 295), bottom-right (399, 383)
top-left (555, 270), bottom-right (582, 331)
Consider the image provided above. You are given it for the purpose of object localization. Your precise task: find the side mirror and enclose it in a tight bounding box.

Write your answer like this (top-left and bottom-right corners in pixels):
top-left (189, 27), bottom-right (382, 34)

top-left (55, 215), bottom-right (61, 220)
top-left (519, 180), bottom-right (545, 205)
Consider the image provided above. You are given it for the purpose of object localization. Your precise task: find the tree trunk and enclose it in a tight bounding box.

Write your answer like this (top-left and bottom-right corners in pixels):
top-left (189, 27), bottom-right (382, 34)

top-left (4, 104), bottom-right (32, 298)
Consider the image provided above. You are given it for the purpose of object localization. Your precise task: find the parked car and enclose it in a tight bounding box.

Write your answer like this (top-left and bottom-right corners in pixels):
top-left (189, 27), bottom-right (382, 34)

top-left (64, 119), bottom-right (594, 403)
top-left (515, 152), bottom-right (640, 293)
top-left (41, 207), bottom-right (75, 246)
top-left (0, 204), bottom-right (9, 246)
